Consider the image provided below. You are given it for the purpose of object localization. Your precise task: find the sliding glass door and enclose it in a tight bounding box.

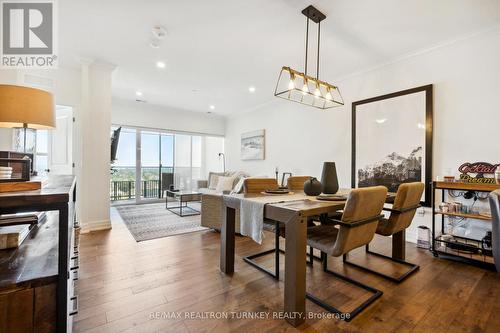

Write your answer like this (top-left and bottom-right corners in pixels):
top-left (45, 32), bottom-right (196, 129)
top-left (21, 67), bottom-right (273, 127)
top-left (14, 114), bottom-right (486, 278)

top-left (139, 131), bottom-right (161, 200)
top-left (110, 125), bottom-right (222, 204)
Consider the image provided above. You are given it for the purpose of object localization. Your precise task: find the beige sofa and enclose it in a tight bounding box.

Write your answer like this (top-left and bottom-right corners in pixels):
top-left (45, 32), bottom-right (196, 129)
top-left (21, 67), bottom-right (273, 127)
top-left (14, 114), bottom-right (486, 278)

top-left (198, 171), bottom-right (247, 232)
top-left (201, 193), bottom-right (241, 233)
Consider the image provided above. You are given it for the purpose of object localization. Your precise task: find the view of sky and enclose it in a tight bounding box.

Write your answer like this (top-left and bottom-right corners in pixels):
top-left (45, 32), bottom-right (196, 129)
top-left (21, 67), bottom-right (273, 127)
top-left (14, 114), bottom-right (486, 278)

top-left (114, 129), bottom-right (174, 167)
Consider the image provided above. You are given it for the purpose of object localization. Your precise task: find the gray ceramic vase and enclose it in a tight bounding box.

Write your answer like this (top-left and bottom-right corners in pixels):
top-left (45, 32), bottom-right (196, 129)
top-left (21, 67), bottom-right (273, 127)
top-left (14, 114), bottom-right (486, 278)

top-left (321, 162), bottom-right (339, 194)
top-left (303, 177), bottom-right (322, 196)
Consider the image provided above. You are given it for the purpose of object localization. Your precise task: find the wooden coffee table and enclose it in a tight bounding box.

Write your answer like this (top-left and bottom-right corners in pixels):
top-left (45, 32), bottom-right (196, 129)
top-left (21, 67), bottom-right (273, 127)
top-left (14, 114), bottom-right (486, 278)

top-left (166, 190), bottom-right (202, 217)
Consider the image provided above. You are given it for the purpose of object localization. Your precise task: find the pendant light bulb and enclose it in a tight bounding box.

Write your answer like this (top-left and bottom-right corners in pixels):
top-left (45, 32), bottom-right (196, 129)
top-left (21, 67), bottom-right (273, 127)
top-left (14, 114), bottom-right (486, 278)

top-left (314, 86), bottom-right (321, 98)
top-left (302, 83), bottom-right (309, 95)
top-left (288, 80), bottom-right (295, 90)
top-left (325, 88), bottom-right (333, 100)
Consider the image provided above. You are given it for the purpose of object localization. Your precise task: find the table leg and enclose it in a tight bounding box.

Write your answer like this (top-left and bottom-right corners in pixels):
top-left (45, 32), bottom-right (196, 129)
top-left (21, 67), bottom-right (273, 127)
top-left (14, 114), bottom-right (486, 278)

top-left (392, 230), bottom-right (405, 260)
top-left (284, 216), bottom-right (307, 326)
top-left (220, 206), bottom-right (235, 273)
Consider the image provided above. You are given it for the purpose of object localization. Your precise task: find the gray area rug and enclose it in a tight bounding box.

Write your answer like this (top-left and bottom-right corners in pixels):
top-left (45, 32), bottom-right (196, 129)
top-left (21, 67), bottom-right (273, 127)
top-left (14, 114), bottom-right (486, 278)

top-left (116, 203), bottom-right (207, 242)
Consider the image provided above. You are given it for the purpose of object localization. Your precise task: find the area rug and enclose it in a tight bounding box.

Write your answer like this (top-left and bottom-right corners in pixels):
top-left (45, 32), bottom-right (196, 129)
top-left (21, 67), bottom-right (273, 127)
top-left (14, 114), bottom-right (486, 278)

top-left (116, 203), bottom-right (207, 242)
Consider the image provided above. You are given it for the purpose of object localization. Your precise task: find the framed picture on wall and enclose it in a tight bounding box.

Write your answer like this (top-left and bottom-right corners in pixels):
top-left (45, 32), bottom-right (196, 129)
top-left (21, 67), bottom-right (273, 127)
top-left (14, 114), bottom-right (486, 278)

top-left (352, 85), bottom-right (433, 206)
top-left (241, 129), bottom-right (265, 160)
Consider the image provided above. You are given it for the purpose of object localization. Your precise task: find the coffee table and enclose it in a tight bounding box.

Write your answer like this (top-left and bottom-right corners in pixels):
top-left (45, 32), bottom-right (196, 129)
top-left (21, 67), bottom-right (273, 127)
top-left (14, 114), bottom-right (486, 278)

top-left (166, 190), bottom-right (202, 217)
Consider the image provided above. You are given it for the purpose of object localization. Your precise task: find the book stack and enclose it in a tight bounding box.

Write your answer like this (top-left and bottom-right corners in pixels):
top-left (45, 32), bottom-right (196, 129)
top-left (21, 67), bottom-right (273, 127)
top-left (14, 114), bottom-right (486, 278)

top-left (0, 166), bottom-right (12, 180)
top-left (0, 212), bottom-right (46, 226)
top-left (0, 225), bottom-right (31, 250)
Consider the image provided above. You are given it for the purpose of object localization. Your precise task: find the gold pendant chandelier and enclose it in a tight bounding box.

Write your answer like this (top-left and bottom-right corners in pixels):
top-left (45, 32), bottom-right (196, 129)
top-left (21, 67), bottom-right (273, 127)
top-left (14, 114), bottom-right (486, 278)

top-left (274, 5), bottom-right (344, 109)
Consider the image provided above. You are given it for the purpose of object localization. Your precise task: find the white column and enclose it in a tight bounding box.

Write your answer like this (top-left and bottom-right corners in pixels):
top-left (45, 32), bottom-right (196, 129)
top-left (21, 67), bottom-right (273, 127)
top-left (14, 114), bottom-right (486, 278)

top-left (78, 59), bottom-right (116, 232)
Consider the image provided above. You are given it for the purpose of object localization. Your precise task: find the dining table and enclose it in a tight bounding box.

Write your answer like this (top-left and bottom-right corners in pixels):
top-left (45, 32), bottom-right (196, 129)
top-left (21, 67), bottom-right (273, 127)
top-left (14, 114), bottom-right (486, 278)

top-left (219, 189), bottom-right (398, 327)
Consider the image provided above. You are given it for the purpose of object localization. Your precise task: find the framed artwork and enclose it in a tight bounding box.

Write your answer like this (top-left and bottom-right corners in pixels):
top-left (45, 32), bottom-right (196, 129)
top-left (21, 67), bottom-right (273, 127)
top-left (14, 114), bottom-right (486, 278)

top-left (241, 129), bottom-right (265, 160)
top-left (352, 85), bottom-right (433, 206)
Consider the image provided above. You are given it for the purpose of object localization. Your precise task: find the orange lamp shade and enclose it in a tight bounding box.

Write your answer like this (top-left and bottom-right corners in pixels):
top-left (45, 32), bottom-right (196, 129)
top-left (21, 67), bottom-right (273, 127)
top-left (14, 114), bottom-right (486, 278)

top-left (0, 84), bottom-right (55, 129)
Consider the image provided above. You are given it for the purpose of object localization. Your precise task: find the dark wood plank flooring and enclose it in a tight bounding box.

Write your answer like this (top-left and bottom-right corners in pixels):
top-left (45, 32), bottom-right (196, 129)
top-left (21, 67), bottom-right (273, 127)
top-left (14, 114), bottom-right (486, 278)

top-left (74, 209), bottom-right (500, 333)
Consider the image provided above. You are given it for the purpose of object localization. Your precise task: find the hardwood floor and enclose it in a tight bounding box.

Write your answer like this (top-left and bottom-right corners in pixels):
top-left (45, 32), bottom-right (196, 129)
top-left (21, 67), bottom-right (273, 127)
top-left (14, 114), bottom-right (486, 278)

top-left (74, 208), bottom-right (500, 333)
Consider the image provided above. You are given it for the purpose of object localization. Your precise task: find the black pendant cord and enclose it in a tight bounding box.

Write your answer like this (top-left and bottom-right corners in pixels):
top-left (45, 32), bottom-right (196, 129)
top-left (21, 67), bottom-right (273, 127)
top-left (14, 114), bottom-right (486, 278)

top-left (316, 21), bottom-right (320, 80)
top-left (304, 17), bottom-right (309, 76)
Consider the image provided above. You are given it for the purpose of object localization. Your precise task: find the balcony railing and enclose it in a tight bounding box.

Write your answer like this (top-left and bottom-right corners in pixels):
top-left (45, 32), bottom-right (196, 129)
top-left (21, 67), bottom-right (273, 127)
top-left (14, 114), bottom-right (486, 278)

top-left (110, 180), bottom-right (162, 201)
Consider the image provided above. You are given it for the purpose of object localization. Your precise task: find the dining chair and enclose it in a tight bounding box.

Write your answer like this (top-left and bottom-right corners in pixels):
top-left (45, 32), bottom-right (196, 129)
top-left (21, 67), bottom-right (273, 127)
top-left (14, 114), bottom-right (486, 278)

top-left (243, 177), bottom-right (279, 193)
top-left (286, 176), bottom-right (311, 191)
top-left (488, 190), bottom-right (500, 273)
top-left (306, 186), bottom-right (387, 321)
top-left (344, 182), bottom-right (424, 282)
top-left (242, 178), bottom-right (285, 279)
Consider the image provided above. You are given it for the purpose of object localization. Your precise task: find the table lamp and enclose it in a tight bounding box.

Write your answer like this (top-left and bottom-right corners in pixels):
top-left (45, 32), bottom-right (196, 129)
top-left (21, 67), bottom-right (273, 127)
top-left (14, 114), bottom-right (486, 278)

top-left (0, 84), bottom-right (55, 191)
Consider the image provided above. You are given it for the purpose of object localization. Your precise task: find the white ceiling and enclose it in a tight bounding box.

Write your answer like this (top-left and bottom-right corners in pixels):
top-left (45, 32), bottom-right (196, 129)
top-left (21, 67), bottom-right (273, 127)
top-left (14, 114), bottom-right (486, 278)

top-left (59, 0), bottom-right (500, 115)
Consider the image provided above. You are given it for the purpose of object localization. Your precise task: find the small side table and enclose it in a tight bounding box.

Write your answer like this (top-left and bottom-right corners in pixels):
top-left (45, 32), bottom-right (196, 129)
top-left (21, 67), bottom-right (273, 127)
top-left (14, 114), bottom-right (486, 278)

top-left (166, 190), bottom-right (202, 217)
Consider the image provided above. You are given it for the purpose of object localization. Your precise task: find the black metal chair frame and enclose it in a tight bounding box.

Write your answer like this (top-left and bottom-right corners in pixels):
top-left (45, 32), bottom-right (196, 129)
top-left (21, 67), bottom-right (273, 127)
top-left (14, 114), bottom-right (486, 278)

top-left (242, 221), bottom-right (285, 280)
top-left (343, 205), bottom-right (421, 283)
top-left (243, 220), bottom-right (322, 280)
top-left (306, 215), bottom-right (384, 322)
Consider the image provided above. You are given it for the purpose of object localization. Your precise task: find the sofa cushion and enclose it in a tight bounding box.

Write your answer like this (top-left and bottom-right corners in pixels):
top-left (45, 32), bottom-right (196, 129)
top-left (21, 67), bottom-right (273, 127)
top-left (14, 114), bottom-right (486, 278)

top-left (216, 176), bottom-right (235, 192)
top-left (208, 172), bottom-right (225, 189)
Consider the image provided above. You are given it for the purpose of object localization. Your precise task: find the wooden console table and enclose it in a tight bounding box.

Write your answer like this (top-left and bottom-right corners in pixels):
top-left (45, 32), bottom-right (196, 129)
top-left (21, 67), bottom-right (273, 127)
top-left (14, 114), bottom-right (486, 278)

top-left (0, 176), bottom-right (77, 333)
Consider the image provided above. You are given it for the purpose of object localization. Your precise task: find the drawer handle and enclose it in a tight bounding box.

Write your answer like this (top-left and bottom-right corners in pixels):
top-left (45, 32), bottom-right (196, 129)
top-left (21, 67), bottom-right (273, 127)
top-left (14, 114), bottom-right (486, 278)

top-left (69, 295), bottom-right (78, 316)
top-left (70, 257), bottom-right (79, 271)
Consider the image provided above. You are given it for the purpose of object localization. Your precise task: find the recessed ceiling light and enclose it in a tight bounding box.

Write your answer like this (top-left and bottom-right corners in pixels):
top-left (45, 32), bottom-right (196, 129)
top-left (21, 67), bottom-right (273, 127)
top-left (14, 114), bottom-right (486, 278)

top-left (136, 91), bottom-right (143, 96)
top-left (156, 61), bottom-right (166, 69)
top-left (209, 105), bottom-right (215, 110)
top-left (149, 41), bottom-right (160, 49)
top-left (248, 86), bottom-right (256, 93)
top-left (375, 118), bottom-right (387, 124)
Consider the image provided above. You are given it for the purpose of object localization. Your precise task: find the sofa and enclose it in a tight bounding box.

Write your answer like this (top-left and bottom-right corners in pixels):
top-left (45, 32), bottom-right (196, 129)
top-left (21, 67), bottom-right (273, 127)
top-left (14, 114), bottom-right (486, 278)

top-left (198, 171), bottom-right (247, 232)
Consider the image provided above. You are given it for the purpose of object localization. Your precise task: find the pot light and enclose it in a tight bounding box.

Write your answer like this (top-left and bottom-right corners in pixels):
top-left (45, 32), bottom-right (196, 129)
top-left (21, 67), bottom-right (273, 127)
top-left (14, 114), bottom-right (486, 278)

top-left (375, 118), bottom-right (387, 124)
top-left (248, 86), bottom-right (256, 93)
top-left (209, 105), bottom-right (215, 110)
top-left (156, 61), bottom-right (166, 69)
top-left (136, 91), bottom-right (143, 96)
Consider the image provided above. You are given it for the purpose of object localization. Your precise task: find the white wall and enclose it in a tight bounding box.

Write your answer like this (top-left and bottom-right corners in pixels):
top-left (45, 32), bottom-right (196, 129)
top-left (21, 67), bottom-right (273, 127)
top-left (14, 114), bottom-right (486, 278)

top-left (225, 28), bottom-right (500, 242)
top-left (112, 98), bottom-right (225, 136)
top-left (0, 65), bottom-right (115, 233)
top-left (0, 129), bottom-right (12, 150)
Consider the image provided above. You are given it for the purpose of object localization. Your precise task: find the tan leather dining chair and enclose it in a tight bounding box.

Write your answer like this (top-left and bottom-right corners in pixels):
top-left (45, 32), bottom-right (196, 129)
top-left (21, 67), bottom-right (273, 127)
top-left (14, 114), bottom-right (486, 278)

top-left (344, 182), bottom-right (424, 282)
top-left (243, 178), bottom-right (279, 194)
top-left (306, 186), bottom-right (388, 321)
top-left (242, 178), bottom-right (285, 279)
top-left (286, 176), bottom-right (310, 191)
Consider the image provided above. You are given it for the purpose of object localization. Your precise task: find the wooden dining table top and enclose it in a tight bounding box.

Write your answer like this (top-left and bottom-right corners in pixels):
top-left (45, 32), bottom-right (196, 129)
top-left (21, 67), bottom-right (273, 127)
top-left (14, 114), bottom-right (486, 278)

top-left (224, 189), bottom-right (396, 218)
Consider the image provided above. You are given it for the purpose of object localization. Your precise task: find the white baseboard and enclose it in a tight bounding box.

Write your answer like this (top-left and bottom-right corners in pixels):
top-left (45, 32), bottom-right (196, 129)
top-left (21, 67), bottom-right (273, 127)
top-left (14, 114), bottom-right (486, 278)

top-left (81, 219), bottom-right (112, 233)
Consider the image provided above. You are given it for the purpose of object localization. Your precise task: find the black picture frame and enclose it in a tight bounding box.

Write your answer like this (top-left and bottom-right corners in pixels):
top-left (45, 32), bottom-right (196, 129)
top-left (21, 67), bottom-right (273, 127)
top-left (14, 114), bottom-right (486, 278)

top-left (352, 84), bottom-right (433, 207)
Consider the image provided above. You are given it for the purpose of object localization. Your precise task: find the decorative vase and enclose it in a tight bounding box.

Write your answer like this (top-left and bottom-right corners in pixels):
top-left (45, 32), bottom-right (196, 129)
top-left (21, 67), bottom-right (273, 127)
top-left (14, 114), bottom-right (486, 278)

top-left (303, 177), bottom-right (322, 196)
top-left (321, 162), bottom-right (339, 194)
top-left (495, 166), bottom-right (500, 184)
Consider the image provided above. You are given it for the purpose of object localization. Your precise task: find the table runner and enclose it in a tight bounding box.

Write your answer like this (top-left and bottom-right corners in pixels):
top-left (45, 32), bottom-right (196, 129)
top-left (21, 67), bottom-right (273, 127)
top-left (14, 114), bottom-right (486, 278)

top-left (239, 193), bottom-right (308, 244)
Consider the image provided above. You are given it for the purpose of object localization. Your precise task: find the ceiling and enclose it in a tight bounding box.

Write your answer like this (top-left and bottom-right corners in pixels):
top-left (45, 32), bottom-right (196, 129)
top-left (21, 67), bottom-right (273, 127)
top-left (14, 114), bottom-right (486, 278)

top-left (59, 0), bottom-right (500, 115)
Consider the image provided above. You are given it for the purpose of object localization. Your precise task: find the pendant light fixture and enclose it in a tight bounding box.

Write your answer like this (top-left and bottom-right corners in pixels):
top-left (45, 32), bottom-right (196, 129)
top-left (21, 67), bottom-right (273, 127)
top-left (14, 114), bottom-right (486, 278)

top-left (274, 5), bottom-right (344, 109)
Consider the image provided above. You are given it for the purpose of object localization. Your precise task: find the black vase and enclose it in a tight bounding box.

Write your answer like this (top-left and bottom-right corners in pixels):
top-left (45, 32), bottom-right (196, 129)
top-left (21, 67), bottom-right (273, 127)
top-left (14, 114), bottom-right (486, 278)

top-left (321, 162), bottom-right (339, 194)
top-left (303, 177), bottom-right (322, 196)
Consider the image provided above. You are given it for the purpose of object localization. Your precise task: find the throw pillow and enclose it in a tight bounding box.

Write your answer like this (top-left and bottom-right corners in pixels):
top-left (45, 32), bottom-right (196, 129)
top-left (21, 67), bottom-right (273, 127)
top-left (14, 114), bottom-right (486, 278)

top-left (208, 174), bottom-right (220, 190)
top-left (216, 176), bottom-right (235, 193)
